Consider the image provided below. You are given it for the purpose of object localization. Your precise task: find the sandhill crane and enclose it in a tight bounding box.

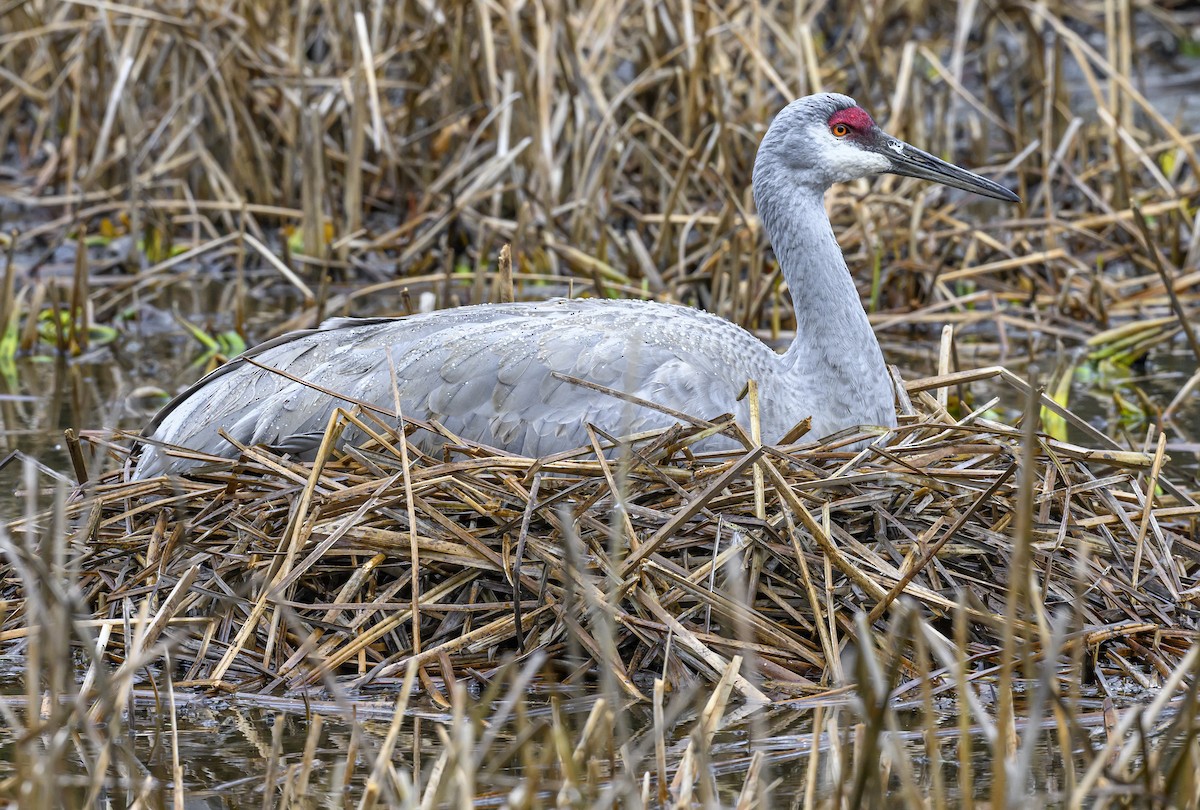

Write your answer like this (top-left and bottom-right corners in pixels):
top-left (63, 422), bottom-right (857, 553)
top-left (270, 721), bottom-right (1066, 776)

top-left (132, 93), bottom-right (1018, 479)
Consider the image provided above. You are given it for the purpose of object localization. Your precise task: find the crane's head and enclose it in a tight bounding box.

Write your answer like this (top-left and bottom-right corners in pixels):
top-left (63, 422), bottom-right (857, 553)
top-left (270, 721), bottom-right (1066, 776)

top-left (755, 93), bottom-right (1020, 203)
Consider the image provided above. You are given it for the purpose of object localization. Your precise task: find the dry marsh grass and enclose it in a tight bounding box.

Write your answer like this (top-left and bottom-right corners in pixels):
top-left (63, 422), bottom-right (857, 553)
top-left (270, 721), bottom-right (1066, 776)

top-left (2, 0), bottom-right (1200, 807)
top-left (4, 379), bottom-right (1200, 806)
top-left (1, 0), bottom-right (1197, 353)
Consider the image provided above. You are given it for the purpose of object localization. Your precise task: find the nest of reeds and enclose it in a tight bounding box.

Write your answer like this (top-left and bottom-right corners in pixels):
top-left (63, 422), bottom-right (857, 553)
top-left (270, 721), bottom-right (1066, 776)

top-left (6, 366), bottom-right (1196, 700)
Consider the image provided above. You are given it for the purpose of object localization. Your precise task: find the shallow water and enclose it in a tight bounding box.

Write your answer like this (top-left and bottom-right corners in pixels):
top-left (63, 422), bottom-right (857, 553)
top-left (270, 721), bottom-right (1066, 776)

top-left (885, 335), bottom-right (1200, 473)
top-left (0, 661), bottom-right (1146, 807)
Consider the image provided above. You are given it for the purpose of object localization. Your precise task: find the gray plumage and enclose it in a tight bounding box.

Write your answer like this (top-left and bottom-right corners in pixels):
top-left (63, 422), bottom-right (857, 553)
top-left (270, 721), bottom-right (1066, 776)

top-left (133, 93), bottom-right (1017, 479)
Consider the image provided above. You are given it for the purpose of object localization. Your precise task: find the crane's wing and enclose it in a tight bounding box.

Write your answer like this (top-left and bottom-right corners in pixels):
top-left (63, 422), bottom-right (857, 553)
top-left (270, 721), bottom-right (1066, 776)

top-left (134, 299), bottom-right (775, 477)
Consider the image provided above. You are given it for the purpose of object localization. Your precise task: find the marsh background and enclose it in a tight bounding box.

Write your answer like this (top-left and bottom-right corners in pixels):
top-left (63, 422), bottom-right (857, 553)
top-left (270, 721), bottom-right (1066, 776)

top-left (1, 0), bottom-right (1199, 806)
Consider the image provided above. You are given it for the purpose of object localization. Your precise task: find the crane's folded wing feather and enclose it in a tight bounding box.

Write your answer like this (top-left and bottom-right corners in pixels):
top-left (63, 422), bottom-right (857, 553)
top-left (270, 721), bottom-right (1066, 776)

top-left (134, 299), bottom-right (774, 477)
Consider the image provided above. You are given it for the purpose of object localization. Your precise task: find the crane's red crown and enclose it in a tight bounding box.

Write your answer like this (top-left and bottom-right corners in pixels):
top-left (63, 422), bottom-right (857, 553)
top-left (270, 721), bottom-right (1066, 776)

top-left (828, 106), bottom-right (875, 132)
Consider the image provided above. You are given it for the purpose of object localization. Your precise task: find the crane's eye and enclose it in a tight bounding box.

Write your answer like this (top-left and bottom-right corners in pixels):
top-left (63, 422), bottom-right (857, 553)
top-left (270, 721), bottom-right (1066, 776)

top-left (831, 123), bottom-right (849, 137)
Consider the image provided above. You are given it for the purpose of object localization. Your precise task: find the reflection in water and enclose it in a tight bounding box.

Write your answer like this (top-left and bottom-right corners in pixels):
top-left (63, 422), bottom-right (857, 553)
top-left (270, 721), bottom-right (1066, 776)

top-left (0, 664), bottom-right (1156, 807)
top-left (0, 275), bottom-right (315, 503)
top-left (883, 336), bottom-right (1200, 477)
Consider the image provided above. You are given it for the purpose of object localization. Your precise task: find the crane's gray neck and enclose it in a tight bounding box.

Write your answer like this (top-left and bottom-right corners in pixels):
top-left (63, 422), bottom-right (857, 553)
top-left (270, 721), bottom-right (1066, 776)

top-left (752, 174), bottom-right (895, 433)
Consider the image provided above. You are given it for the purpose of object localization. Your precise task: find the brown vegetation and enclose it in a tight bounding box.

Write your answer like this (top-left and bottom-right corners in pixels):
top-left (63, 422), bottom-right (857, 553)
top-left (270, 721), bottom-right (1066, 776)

top-left (2, 0), bottom-right (1199, 806)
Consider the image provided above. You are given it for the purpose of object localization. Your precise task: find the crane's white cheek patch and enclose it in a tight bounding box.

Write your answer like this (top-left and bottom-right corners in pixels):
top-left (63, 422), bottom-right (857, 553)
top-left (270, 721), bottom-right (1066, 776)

top-left (831, 151), bottom-right (891, 182)
top-left (865, 153), bottom-right (891, 174)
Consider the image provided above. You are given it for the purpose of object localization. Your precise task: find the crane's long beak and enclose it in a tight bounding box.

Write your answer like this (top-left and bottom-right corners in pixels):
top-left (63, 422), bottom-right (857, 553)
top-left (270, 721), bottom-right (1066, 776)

top-left (874, 131), bottom-right (1020, 203)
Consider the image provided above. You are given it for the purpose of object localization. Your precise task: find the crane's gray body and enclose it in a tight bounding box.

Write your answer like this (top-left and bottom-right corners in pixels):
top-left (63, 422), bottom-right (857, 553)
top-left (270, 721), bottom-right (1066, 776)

top-left (133, 93), bottom-right (1015, 479)
top-left (135, 293), bottom-right (893, 476)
